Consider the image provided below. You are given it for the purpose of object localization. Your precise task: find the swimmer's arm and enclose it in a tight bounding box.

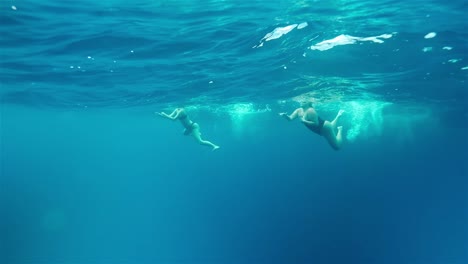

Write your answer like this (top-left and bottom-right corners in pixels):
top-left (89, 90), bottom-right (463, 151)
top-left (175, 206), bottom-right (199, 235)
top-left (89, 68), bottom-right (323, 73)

top-left (157, 109), bottom-right (180, 120)
top-left (168, 108), bottom-right (180, 118)
top-left (301, 118), bottom-right (316, 125)
top-left (158, 112), bottom-right (176, 120)
top-left (279, 108), bottom-right (302, 121)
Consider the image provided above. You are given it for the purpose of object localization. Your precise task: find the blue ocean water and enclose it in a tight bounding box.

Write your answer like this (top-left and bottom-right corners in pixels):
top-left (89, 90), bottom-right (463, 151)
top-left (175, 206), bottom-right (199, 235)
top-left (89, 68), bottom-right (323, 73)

top-left (1, 0), bottom-right (467, 263)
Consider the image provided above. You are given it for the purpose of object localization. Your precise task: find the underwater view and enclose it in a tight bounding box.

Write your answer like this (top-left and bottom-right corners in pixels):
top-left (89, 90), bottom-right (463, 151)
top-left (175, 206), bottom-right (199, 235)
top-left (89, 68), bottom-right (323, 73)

top-left (1, 0), bottom-right (467, 263)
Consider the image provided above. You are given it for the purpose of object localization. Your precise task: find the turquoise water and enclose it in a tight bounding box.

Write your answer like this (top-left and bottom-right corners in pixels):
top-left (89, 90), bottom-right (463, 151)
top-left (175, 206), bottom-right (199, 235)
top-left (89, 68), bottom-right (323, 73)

top-left (1, 0), bottom-right (467, 263)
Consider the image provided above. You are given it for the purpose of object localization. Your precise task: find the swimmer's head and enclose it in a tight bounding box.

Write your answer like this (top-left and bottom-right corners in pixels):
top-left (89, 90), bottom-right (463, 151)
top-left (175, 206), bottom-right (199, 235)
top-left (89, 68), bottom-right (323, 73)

top-left (300, 100), bottom-right (314, 108)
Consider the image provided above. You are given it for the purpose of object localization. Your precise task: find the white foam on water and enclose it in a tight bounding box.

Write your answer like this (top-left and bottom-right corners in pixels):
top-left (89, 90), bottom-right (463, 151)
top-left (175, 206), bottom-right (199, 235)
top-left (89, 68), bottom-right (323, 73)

top-left (422, 47), bottom-right (433, 52)
top-left (424, 32), bottom-right (437, 39)
top-left (442, 46), bottom-right (453, 50)
top-left (254, 22), bottom-right (307, 48)
top-left (297, 22), bottom-right (308, 29)
top-left (260, 24), bottom-right (297, 42)
top-left (309, 34), bottom-right (393, 51)
top-left (263, 24), bottom-right (297, 42)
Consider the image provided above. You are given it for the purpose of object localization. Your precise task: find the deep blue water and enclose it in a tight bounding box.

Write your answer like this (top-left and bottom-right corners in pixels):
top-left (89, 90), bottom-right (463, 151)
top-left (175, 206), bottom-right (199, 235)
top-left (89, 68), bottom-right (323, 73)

top-left (1, 0), bottom-right (467, 263)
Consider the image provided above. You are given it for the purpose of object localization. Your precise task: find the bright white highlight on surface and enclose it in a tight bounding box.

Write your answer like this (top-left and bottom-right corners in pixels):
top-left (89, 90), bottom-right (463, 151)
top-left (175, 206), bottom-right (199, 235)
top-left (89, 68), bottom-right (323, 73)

top-left (442, 46), bottom-right (453, 50)
top-left (309, 34), bottom-right (392, 51)
top-left (448, 59), bottom-right (461, 63)
top-left (422, 47), bottom-right (432, 52)
top-left (254, 22), bottom-right (307, 48)
top-left (11, 6), bottom-right (17, 10)
top-left (297, 22), bottom-right (308, 29)
top-left (461, 66), bottom-right (468, 70)
top-left (424, 32), bottom-right (437, 39)
top-left (263, 24), bottom-right (297, 42)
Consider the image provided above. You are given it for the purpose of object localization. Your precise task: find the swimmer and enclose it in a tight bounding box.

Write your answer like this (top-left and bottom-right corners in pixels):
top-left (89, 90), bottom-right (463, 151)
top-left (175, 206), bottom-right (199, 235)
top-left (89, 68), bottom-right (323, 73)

top-left (157, 108), bottom-right (220, 151)
top-left (280, 102), bottom-right (344, 150)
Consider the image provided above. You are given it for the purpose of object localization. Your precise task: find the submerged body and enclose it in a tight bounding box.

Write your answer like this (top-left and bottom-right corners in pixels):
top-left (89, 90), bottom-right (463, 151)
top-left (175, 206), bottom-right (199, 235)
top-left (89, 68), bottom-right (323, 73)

top-left (280, 103), bottom-right (344, 150)
top-left (157, 108), bottom-right (220, 151)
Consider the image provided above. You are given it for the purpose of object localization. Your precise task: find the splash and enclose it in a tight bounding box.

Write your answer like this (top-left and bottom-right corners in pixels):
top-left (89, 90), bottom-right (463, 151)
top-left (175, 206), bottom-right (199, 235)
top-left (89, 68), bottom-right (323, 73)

top-left (185, 102), bottom-right (271, 136)
top-left (220, 103), bottom-right (271, 136)
top-left (283, 94), bottom-right (391, 141)
top-left (341, 100), bottom-right (391, 141)
top-left (225, 102), bottom-right (269, 121)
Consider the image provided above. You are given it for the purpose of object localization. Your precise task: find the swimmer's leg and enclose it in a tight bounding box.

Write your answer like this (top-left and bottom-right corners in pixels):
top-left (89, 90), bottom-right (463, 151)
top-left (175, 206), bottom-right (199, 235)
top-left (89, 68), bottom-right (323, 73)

top-left (330, 109), bottom-right (345, 129)
top-left (158, 108), bottom-right (181, 120)
top-left (335, 126), bottom-right (343, 149)
top-left (192, 125), bottom-right (220, 151)
top-left (323, 121), bottom-right (342, 151)
top-left (168, 108), bottom-right (180, 118)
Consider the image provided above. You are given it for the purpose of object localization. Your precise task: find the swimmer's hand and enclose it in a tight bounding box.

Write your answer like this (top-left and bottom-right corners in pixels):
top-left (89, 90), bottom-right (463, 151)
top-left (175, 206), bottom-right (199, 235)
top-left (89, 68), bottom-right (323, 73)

top-left (279, 112), bottom-right (291, 121)
top-left (301, 118), bottom-right (315, 125)
top-left (157, 111), bottom-right (177, 120)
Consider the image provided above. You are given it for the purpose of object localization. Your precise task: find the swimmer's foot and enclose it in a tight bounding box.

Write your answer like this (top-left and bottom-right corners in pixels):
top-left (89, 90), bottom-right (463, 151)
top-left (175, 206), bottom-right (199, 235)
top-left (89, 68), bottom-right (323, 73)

top-left (331, 110), bottom-right (345, 128)
top-left (337, 109), bottom-right (345, 118)
top-left (212, 145), bottom-right (220, 151)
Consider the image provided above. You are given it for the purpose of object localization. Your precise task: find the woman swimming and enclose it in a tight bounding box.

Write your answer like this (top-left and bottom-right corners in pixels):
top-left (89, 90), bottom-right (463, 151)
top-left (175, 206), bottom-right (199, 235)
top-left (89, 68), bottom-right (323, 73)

top-left (157, 108), bottom-right (220, 151)
top-left (280, 102), bottom-right (344, 150)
